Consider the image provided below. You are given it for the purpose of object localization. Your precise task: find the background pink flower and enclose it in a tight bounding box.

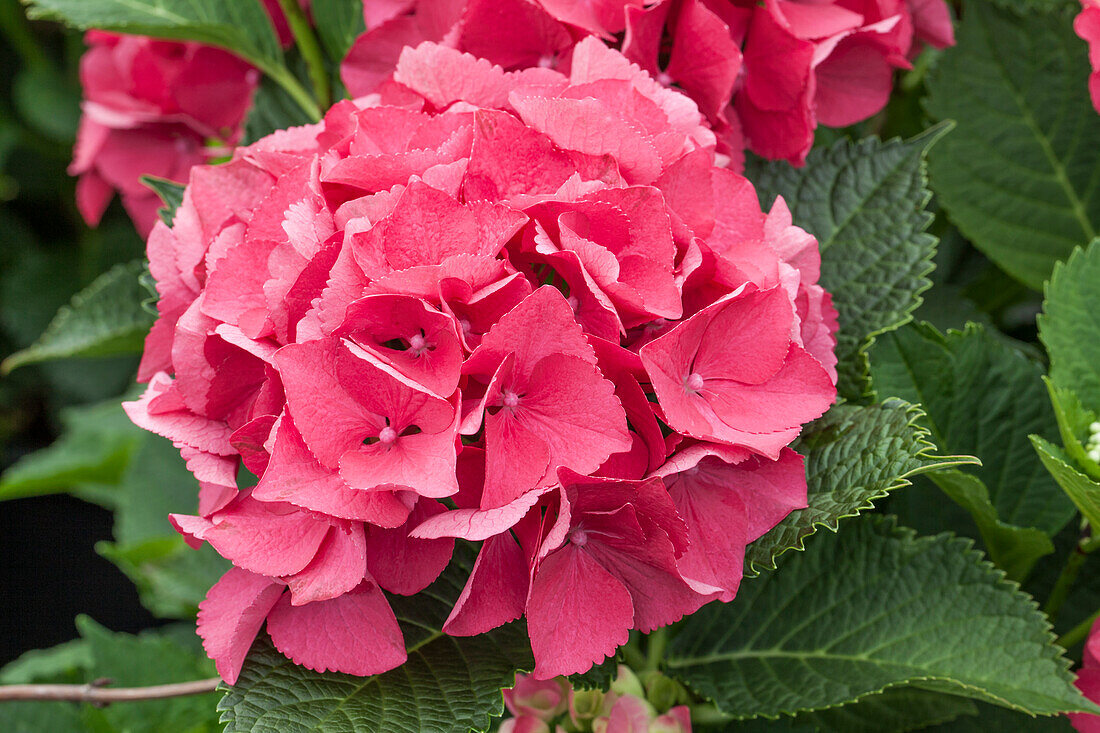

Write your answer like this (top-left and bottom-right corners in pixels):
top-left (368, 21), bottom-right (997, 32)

top-left (341, 0), bottom-right (955, 166)
top-left (70, 33), bottom-right (258, 236)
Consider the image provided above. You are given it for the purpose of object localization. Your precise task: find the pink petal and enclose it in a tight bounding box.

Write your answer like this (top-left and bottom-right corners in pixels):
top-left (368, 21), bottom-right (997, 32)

top-left (123, 374), bottom-right (236, 456)
top-left (412, 486), bottom-right (551, 540)
top-left (464, 109), bottom-right (579, 201)
top-left (274, 339), bottom-right (384, 468)
top-left (266, 580), bottom-right (407, 676)
top-left (203, 496), bottom-right (332, 577)
top-left (666, 0), bottom-right (743, 121)
top-left (527, 543), bottom-right (634, 679)
top-left (510, 93), bottom-right (663, 185)
top-left (197, 568), bottom-right (284, 684)
top-left (458, 0), bottom-right (573, 68)
top-left (252, 415), bottom-right (413, 527)
top-left (657, 446), bottom-right (806, 600)
top-left (443, 532), bottom-right (529, 636)
top-left (464, 286), bottom-right (598, 380)
top-left (337, 294), bottom-right (463, 397)
top-left (813, 38), bottom-right (895, 127)
top-left (283, 523), bottom-right (368, 606)
top-left (367, 499), bottom-right (455, 595)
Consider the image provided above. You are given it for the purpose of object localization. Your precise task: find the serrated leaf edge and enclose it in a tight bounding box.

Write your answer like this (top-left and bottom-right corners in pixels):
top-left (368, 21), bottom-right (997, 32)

top-left (745, 399), bottom-right (977, 576)
top-left (674, 515), bottom-right (1097, 720)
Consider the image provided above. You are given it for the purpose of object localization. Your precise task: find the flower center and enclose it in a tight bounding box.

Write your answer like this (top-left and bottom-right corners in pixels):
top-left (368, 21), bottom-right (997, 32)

top-left (502, 390), bottom-right (521, 409)
top-left (378, 426), bottom-right (398, 445)
top-left (571, 529), bottom-right (589, 547)
top-left (408, 332), bottom-right (427, 355)
top-left (684, 372), bottom-right (705, 393)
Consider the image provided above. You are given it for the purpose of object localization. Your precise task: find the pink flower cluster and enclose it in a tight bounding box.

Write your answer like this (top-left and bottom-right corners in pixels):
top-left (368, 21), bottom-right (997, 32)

top-left (342, 0), bottom-right (954, 166)
top-left (68, 1), bottom-right (306, 236)
top-left (501, 671), bottom-right (691, 733)
top-left (70, 32), bottom-right (258, 237)
top-left (124, 39), bottom-right (837, 683)
top-left (1077, 0), bottom-right (1100, 114)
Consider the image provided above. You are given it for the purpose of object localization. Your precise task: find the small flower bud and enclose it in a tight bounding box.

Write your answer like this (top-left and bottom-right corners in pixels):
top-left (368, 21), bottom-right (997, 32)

top-left (644, 672), bottom-right (691, 711)
top-left (610, 666), bottom-right (646, 701)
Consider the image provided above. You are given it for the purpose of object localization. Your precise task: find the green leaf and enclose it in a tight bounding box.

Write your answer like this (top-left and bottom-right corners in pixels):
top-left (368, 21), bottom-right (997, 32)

top-left (568, 654), bottom-right (618, 691)
top-left (2, 259), bottom-right (155, 373)
top-left (717, 688), bottom-right (979, 732)
top-left (924, 701), bottom-right (1076, 731)
top-left (219, 544), bottom-right (534, 733)
top-left (868, 321), bottom-right (1073, 576)
top-left (98, 538), bottom-right (230, 620)
top-left (12, 66), bottom-right (80, 143)
top-left (745, 126), bottom-right (947, 399)
top-left (243, 73), bottom-right (317, 144)
top-left (142, 176), bottom-right (186, 226)
top-left (1, 702), bottom-right (85, 733)
top-left (95, 433), bottom-right (229, 618)
top-left (77, 617), bottom-right (222, 733)
top-left (112, 434), bottom-right (200, 545)
top-left (311, 0), bottom-right (365, 64)
top-left (24, 0), bottom-right (283, 79)
top-left (0, 623), bottom-right (220, 733)
top-left (1045, 379), bottom-right (1100, 482)
top-left (1032, 435), bottom-right (1100, 532)
top-left (744, 399), bottom-right (973, 574)
top-left (928, 469), bottom-right (1054, 582)
top-left (0, 640), bottom-right (91, 685)
top-left (924, 1), bottom-right (1100, 289)
top-left (666, 515), bottom-right (1097, 720)
top-left (0, 397), bottom-right (143, 504)
top-left (1039, 240), bottom-right (1100, 411)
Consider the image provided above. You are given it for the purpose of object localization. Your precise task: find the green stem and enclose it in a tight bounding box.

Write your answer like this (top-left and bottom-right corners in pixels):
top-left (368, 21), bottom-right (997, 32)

top-left (1059, 607), bottom-right (1100, 651)
top-left (262, 63), bottom-right (321, 121)
top-left (645, 627), bottom-right (669, 673)
top-left (1044, 543), bottom-right (1088, 623)
top-left (0, 0), bottom-right (49, 72)
top-left (275, 0), bottom-right (330, 110)
top-left (621, 638), bottom-right (646, 672)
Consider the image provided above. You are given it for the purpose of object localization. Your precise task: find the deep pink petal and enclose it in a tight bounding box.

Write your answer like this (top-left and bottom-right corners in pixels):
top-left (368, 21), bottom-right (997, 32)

top-left (527, 543), bottom-right (633, 679)
top-left (266, 581), bottom-right (407, 676)
top-left (367, 499), bottom-right (455, 595)
top-left (203, 496), bottom-right (331, 577)
top-left (443, 532), bottom-right (529, 636)
top-left (253, 416), bottom-right (414, 526)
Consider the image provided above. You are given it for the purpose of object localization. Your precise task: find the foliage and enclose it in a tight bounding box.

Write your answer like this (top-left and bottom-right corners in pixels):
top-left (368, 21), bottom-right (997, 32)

top-left (218, 546), bottom-right (534, 733)
top-left (668, 516), bottom-right (1096, 720)
top-left (746, 127), bottom-right (946, 400)
top-left (925, 1), bottom-right (1100, 290)
top-left (4, 0), bottom-right (1100, 730)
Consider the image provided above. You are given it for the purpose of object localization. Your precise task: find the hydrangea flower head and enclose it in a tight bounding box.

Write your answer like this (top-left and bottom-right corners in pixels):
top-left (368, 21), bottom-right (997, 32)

top-left (126, 38), bottom-right (837, 684)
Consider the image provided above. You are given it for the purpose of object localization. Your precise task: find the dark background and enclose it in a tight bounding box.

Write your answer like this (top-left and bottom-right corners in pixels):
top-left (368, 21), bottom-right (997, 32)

top-left (0, 5), bottom-right (157, 663)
